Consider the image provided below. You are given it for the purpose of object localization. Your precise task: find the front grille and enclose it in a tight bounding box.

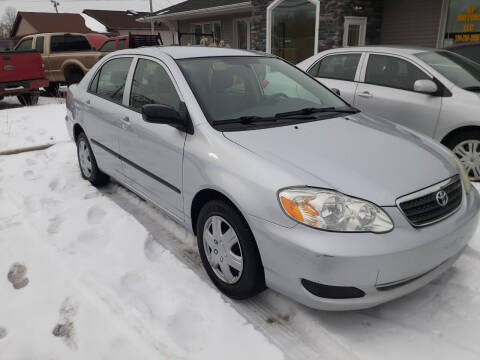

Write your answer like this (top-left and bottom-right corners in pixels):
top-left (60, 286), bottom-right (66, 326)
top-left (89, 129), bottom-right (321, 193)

top-left (398, 176), bottom-right (462, 227)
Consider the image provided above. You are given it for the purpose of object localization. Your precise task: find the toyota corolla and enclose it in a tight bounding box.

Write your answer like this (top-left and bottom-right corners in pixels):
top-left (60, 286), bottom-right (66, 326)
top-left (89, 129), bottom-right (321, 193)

top-left (66, 47), bottom-right (480, 310)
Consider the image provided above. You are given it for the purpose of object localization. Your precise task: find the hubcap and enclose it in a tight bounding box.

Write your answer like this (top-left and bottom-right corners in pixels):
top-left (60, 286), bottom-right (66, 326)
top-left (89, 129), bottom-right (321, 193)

top-left (453, 140), bottom-right (480, 181)
top-left (78, 140), bottom-right (93, 178)
top-left (203, 216), bottom-right (243, 284)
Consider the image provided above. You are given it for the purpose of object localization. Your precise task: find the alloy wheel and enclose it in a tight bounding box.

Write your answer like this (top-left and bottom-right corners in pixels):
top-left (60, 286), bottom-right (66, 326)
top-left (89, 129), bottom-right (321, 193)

top-left (453, 140), bottom-right (480, 181)
top-left (78, 140), bottom-right (93, 178)
top-left (203, 215), bottom-right (244, 284)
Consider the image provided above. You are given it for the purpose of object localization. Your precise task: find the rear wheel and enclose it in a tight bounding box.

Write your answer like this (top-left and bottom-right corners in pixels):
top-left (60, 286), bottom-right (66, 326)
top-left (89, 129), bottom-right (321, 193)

top-left (76, 132), bottom-right (110, 187)
top-left (445, 131), bottom-right (480, 181)
top-left (196, 200), bottom-right (265, 299)
top-left (45, 83), bottom-right (60, 97)
top-left (17, 93), bottom-right (39, 106)
top-left (65, 66), bottom-right (84, 85)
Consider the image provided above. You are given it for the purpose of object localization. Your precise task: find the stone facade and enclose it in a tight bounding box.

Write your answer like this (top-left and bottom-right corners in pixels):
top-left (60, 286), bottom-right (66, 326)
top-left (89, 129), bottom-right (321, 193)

top-left (250, 0), bottom-right (384, 52)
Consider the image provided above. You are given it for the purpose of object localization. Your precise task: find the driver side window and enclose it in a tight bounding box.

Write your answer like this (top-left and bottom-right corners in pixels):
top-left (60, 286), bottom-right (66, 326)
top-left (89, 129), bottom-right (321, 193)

top-left (129, 59), bottom-right (181, 112)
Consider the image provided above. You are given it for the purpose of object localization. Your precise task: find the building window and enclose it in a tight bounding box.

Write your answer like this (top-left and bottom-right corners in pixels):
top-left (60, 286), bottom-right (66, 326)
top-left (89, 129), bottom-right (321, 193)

top-left (343, 17), bottom-right (367, 47)
top-left (193, 22), bottom-right (221, 45)
top-left (443, 1), bottom-right (480, 46)
top-left (267, 0), bottom-right (320, 64)
top-left (234, 19), bottom-right (251, 50)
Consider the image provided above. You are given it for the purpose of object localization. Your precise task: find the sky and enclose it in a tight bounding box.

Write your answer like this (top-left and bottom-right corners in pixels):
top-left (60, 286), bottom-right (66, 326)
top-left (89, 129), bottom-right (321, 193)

top-left (0, 0), bottom-right (185, 16)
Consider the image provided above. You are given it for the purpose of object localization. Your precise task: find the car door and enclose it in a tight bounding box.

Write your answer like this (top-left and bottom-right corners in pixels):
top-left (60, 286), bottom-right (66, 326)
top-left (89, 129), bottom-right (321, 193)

top-left (306, 52), bottom-right (364, 104)
top-left (81, 56), bottom-right (134, 177)
top-left (118, 57), bottom-right (186, 221)
top-left (354, 53), bottom-right (442, 137)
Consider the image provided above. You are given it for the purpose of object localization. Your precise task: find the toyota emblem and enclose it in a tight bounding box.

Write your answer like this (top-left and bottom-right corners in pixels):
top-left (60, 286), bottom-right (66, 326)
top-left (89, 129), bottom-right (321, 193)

top-left (436, 190), bottom-right (449, 207)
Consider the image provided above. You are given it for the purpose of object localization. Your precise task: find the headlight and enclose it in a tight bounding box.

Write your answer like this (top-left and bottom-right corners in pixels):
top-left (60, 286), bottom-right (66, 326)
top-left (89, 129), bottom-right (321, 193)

top-left (453, 156), bottom-right (472, 194)
top-left (279, 188), bottom-right (394, 233)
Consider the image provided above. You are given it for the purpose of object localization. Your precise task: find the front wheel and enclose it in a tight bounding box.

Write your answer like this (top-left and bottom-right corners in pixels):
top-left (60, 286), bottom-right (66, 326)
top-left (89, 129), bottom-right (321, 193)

top-left (196, 200), bottom-right (265, 299)
top-left (445, 131), bottom-right (480, 181)
top-left (76, 133), bottom-right (110, 187)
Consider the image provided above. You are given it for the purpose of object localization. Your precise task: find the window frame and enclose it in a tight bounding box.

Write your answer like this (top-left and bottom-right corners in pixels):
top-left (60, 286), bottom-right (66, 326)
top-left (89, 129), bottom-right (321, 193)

top-left (87, 55), bottom-right (135, 106)
top-left (192, 21), bottom-right (221, 45)
top-left (124, 55), bottom-right (185, 114)
top-left (343, 16), bottom-right (367, 47)
top-left (307, 52), bottom-right (366, 82)
top-left (359, 52), bottom-right (436, 93)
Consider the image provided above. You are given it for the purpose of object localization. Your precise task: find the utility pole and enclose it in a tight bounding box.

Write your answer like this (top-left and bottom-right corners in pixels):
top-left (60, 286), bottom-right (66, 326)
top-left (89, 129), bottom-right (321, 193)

top-left (50, 0), bottom-right (60, 14)
top-left (149, 0), bottom-right (154, 35)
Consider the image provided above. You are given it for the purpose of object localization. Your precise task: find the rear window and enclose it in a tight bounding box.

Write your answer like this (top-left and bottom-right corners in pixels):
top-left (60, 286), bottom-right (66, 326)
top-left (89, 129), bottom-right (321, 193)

top-left (16, 38), bottom-right (33, 51)
top-left (50, 35), bottom-right (91, 53)
top-left (100, 40), bottom-right (116, 52)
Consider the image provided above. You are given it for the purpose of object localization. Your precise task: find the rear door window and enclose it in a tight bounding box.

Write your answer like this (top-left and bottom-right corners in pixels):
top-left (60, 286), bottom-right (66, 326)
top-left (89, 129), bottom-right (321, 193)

top-left (365, 54), bottom-right (430, 91)
top-left (50, 35), bottom-right (91, 53)
top-left (91, 57), bottom-right (132, 104)
top-left (16, 38), bottom-right (33, 51)
top-left (309, 53), bottom-right (362, 81)
top-left (100, 40), bottom-right (116, 52)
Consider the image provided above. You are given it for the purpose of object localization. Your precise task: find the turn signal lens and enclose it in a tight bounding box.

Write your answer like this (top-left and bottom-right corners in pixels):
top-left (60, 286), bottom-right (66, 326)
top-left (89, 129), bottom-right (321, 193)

top-left (279, 188), bottom-right (394, 233)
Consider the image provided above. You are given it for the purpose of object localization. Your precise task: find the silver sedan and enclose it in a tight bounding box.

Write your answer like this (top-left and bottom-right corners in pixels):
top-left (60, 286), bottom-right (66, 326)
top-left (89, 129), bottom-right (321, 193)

top-left (297, 46), bottom-right (480, 180)
top-left (66, 47), bottom-right (479, 310)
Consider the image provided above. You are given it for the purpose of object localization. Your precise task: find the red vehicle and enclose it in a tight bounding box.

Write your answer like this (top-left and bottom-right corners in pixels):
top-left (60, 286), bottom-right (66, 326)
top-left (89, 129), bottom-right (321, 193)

top-left (84, 33), bottom-right (110, 51)
top-left (0, 50), bottom-right (49, 105)
top-left (98, 33), bottom-right (163, 52)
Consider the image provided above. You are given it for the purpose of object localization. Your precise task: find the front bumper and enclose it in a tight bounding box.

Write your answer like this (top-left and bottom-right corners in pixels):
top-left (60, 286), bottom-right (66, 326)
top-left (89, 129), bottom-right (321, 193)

top-left (248, 187), bottom-right (480, 311)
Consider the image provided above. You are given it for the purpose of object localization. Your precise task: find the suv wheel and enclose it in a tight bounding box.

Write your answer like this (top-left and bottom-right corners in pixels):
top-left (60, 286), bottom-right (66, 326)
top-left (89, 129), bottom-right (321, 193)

top-left (76, 133), bottom-right (110, 187)
top-left (196, 200), bottom-right (265, 299)
top-left (445, 130), bottom-right (480, 181)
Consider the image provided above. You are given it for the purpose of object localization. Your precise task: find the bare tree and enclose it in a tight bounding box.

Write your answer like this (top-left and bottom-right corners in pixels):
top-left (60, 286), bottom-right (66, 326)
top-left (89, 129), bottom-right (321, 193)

top-left (0, 7), bottom-right (17, 39)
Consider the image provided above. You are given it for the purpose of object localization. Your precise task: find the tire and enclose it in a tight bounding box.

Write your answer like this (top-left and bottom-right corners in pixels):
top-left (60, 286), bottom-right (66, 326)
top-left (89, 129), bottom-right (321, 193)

top-left (45, 83), bottom-right (60, 97)
top-left (444, 130), bottom-right (480, 181)
top-left (196, 200), bottom-right (265, 299)
top-left (65, 66), bottom-right (84, 85)
top-left (17, 93), bottom-right (39, 106)
top-left (76, 132), bottom-right (110, 187)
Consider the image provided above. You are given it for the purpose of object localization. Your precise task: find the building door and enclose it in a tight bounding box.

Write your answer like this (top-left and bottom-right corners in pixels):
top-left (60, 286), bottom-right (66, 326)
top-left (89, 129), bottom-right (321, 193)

top-left (343, 16), bottom-right (367, 47)
top-left (267, 0), bottom-right (320, 63)
top-left (234, 19), bottom-right (251, 49)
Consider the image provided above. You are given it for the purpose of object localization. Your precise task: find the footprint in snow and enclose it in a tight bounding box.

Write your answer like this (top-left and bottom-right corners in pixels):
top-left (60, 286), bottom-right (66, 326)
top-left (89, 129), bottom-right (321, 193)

top-left (7, 263), bottom-right (29, 290)
top-left (24, 170), bottom-right (35, 180)
top-left (48, 215), bottom-right (63, 234)
top-left (87, 205), bottom-right (106, 225)
top-left (0, 327), bottom-right (7, 340)
top-left (26, 158), bottom-right (36, 166)
top-left (52, 297), bottom-right (78, 350)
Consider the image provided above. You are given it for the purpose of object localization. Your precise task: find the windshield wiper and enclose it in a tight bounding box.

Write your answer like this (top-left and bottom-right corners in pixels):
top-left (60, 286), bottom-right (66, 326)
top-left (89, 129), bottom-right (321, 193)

top-left (212, 116), bottom-right (279, 125)
top-left (464, 86), bottom-right (480, 92)
top-left (275, 107), bottom-right (358, 118)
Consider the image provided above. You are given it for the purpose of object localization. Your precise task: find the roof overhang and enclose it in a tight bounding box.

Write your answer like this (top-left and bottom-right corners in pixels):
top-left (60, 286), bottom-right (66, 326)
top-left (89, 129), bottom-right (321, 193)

top-left (138, 2), bottom-right (252, 22)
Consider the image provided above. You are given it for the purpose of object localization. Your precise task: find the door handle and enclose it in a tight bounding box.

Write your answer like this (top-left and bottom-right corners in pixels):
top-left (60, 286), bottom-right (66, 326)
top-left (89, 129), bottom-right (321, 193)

top-left (357, 91), bottom-right (373, 98)
top-left (121, 116), bottom-right (131, 128)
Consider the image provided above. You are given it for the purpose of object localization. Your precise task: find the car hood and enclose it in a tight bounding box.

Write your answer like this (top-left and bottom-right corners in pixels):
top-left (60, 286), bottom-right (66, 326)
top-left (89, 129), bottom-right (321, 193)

top-left (223, 113), bottom-right (457, 206)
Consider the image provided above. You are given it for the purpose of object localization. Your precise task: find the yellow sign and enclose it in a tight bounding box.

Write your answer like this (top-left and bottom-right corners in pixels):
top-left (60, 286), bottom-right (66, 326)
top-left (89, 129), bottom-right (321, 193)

top-left (457, 6), bottom-right (480, 22)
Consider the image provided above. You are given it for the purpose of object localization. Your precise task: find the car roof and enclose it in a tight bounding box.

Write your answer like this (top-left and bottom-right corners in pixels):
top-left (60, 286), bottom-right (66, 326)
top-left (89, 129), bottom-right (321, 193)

top-left (324, 45), bottom-right (441, 55)
top-left (113, 46), bottom-right (265, 59)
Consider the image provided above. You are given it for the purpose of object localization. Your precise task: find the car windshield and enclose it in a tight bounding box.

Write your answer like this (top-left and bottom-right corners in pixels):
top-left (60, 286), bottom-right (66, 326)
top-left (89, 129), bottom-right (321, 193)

top-left (177, 56), bottom-right (349, 125)
top-left (416, 51), bottom-right (480, 91)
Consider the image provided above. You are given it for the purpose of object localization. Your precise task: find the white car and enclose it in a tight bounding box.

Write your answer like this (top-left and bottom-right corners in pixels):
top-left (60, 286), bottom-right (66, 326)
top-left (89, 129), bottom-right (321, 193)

top-left (298, 46), bottom-right (480, 180)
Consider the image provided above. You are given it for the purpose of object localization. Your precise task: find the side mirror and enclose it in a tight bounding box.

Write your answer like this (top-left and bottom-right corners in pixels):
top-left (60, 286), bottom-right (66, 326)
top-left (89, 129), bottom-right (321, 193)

top-left (142, 104), bottom-right (192, 133)
top-left (331, 88), bottom-right (341, 96)
top-left (414, 79), bottom-right (438, 94)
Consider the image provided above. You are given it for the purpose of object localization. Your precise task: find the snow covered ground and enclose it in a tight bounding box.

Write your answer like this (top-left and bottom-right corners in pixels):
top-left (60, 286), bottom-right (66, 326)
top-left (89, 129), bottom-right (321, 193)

top-left (2, 102), bottom-right (480, 359)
